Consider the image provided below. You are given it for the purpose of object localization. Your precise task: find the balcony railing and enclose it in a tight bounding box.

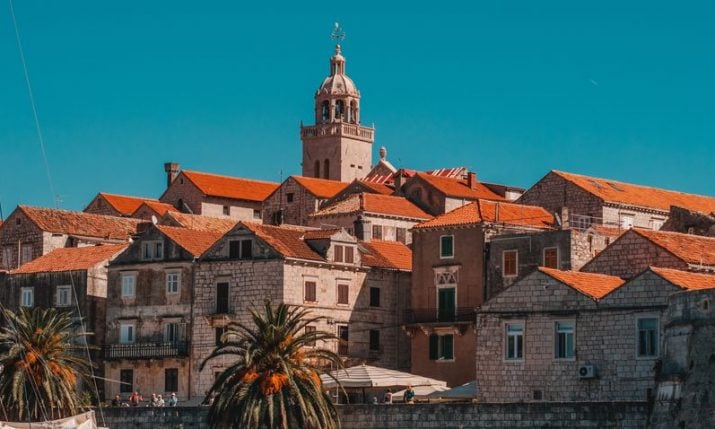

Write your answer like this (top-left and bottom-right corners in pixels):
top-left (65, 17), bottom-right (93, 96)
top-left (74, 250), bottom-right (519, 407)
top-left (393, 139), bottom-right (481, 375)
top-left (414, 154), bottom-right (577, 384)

top-left (301, 123), bottom-right (374, 141)
top-left (105, 341), bottom-right (189, 360)
top-left (406, 307), bottom-right (476, 324)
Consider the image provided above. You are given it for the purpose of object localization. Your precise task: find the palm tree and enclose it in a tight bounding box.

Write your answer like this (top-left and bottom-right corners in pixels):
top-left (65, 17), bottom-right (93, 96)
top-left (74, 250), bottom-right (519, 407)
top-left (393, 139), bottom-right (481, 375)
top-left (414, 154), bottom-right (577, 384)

top-left (0, 307), bottom-right (94, 422)
top-left (201, 302), bottom-right (343, 429)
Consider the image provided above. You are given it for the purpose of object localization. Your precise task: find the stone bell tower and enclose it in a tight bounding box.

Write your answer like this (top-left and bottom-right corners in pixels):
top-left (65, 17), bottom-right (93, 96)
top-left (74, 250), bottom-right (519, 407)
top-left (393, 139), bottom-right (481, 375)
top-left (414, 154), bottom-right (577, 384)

top-left (300, 40), bottom-right (375, 182)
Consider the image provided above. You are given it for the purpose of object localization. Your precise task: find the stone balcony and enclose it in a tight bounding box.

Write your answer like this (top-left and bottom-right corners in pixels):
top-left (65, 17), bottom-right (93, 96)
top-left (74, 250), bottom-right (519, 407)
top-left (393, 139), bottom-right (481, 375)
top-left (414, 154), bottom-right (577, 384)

top-left (301, 123), bottom-right (374, 142)
top-left (105, 341), bottom-right (189, 360)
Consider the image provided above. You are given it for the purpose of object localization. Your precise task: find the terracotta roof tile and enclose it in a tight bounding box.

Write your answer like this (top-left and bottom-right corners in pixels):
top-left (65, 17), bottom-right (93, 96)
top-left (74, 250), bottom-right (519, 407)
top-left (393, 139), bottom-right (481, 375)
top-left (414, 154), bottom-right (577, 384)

top-left (414, 172), bottom-right (505, 201)
top-left (302, 229), bottom-right (342, 240)
top-left (161, 212), bottom-right (238, 234)
top-left (414, 200), bottom-right (554, 230)
top-left (134, 201), bottom-right (175, 217)
top-left (312, 193), bottom-right (432, 220)
top-left (539, 267), bottom-right (626, 300)
top-left (182, 170), bottom-right (279, 202)
top-left (96, 193), bottom-right (158, 216)
top-left (19, 206), bottom-right (140, 240)
top-left (631, 229), bottom-right (715, 266)
top-left (360, 240), bottom-right (412, 271)
top-left (553, 170), bottom-right (715, 214)
top-left (240, 222), bottom-right (323, 261)
top-left (156, 225), bottom-right (224, 257)
top-left (357, 181), bottom-right (394, 195)
top-left (12, 244), bottom-right (128, 274)
top-left (291, 176), bottom-right (350, 199)
top-left (649, 266), bottom-right (715, 291)
top-left (587, 224), bottom-right (627, 238)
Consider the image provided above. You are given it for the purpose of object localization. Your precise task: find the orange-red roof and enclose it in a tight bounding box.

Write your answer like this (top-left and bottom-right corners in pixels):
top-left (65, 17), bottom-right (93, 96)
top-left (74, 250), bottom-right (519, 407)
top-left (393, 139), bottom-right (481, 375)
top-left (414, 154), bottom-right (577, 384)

top-left (360, 240), bottom-right (412, 271)
top-left (182, 170), bottom-right (279, 202)
top-left (156, 225), bottom-right (224, 257)
top-left (302, 229), bottom-right (343, 240)
top-left (19, 206), bottom-right (140, 240)
top-left (12, 244), bottom-right (128, 274)
top-left (649, 266), bottom-right (715, 291)
top-left (133, 201), bottom-right (175, 217)
top-left (414, 172), bottom-right (505, 201)
top-left (96, 193), bottom-right (158, 216)
top-left (240, 222), bottom-right (323, 261)
top-left (161, 211), bottom-right (238, 233)
top-left (631, 229), bottom-right (715, 266)
top-left (587, 224), bottom-right (627, 238)
top-left (539, 267), bottom-right (626, 300)
top-left (312, 193), bottom-right (432, 220)
top-left (291, 176), bottom-right (349, 199)
top-left (357, 181), bottom-right (394, 195)
top-left (554, 170), bottom-right (715, 214)
top-left (414, 200), bottom-right (554, 230)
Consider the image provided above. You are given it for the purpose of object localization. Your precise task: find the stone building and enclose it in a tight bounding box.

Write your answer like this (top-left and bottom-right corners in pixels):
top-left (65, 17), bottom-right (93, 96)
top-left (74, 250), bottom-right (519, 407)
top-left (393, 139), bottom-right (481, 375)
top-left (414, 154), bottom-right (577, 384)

top-left (581, 228), bottom-right (715, 278)
top-left (158, 165), bottom-right (278, 221)
top-left (262, 175), bottom-right (348, 226)
top-left (84, 193), bottom-right (158, 217)
top-left (0, 206), bottom-right (140, 271)
top-left (518, 170), bottom-right (715, 232)
top-left (300, 44), bottom-right (374, 182)
top-left (405, 199), bottom-right (555, 387)
top-left (308, 192), bottom-right (432, 244)
top-left (661, 205), bottom-right (715, 237)
top-left (475, 266), bottom-right (715, 403)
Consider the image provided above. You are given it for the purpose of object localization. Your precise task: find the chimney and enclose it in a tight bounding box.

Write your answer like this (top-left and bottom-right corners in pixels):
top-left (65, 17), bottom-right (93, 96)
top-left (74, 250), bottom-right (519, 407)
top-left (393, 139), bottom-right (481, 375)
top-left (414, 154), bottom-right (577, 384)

top-left (353, 215), bottom-right (372, 242)
top-left (467, 171), bottom-right (477, 190)
top-left (560, 206), bottom-right (570, 229)
top-left (393, 170), bottom-right (405, 193)
top-left (164, 162), bottom-right (180, 188)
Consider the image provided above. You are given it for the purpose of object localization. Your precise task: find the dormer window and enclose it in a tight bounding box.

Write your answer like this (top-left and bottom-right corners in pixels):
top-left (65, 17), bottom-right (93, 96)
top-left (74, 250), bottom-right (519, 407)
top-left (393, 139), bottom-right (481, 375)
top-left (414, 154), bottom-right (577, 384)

top-left (229, 239), bottom-right (253, 259)
top-left (333, 245), bottom-right (355, 264)
top-left (141, 241), bottom-right (164, 261)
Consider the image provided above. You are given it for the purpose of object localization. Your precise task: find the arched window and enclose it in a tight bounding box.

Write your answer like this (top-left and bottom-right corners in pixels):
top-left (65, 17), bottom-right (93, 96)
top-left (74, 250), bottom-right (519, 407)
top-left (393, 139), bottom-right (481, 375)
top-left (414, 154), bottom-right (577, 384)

top-left (350, 101), bottom-right (358, 123)
top-left (314, 161), bottom-right (320, 178)
top-left (321, 101), bottom-right (330, 122)
top-left (324, 159), bottom-right (330, 179)
top-left (335, 100), bottom-right (344, 121)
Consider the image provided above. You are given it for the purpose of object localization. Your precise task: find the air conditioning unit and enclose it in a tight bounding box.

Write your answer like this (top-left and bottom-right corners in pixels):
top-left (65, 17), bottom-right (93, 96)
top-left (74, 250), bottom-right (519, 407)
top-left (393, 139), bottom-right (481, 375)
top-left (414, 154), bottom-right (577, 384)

top-left (578, 365), bottom-right (596, 379)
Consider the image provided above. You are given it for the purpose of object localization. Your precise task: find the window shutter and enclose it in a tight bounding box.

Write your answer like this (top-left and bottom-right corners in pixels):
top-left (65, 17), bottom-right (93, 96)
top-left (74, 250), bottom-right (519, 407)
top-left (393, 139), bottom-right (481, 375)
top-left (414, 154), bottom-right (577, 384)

top-left (443, 335), bottom-right (454, 360)
top-left (429, 334), bottom-right (439, 360)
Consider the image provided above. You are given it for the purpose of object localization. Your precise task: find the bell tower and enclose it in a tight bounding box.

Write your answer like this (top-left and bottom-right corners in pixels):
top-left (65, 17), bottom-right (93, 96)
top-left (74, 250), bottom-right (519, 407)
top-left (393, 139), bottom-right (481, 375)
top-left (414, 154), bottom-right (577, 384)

top-left (301, 26), bottom-right (374, 182)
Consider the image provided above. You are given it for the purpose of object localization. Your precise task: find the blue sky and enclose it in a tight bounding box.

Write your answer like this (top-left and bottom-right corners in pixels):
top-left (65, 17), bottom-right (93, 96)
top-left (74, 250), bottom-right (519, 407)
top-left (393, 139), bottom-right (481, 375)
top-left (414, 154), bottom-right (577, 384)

top-left (1, 1), bottom-right (713, 215)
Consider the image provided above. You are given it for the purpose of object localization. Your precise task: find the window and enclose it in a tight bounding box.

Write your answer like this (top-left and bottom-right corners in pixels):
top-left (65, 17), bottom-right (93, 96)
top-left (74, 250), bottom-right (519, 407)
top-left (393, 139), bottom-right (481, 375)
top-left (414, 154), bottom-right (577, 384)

top-left (305, 326), bottom-right (316, 347)
top-left (165, 368), bottom-right (178, 393)
top-left (503, 250), bottom-right (518, 277)
top-left (304, 281), bottom-right (317, 302)
top-left (20, 287), bottom-right (34, 308)
top-left (650, 218), bottom-right (664, 231)
top-left (440, 235), bottom-right (454, 258)
top-left (324, 159), bottom-right (330, 179)
top-left (369, 330), bottom-right (380, 351)
top-left (164, 323), bottom-right (182, 344)
top-left (229, 239), bottom-right (252, 259)
top-left (286, 193), bottom-right (294, 203)
top-left (369, 287), bottom-right (380, 307)
top-left (505, 323), bottom-right (524, 360)
top-left (344, 246), bottom-right (354, 263)
top-left (428, 334), bottom-right (454, 360)
top-left (337, 325), bottom-right (349, 356)
top-left (215, 327), bottom-right (226, 346)
top-left (121, 273), bottom-right (136, 298)
top-left (372, 225), bottom-right (383, 240)
top-left (334, 245), bottom-right (344, 263)
top-left (253, 209), bottom-right (261, 219)
top-left (555, 321), bottom-right (575, 359)
top-left (543, 247), bottom-right (558, 269)
top-left (216, 282), bottom-right (229, 314)
top-left (2, 246), bottom-right (12, 269)
top-left (141, 241), bottom-right (163, 261)
top-left (20, 244), bottom-right (33, 264)
top-left (166, 271), bottom-right (180, 294)
top-left (337, 283), bottom-right (349, 305)
top-left (119, 323), bottom-right (135, 344)
top-left (637, 318), bottom-right (659, 358)
top-left (222, 205), bottom-right (230, 216)
top-left (314, 160), bottom-right (320, 178)
top-left (621, 213), bottom-right (635, 229)
top-left (396, 227), bottom-right (407, 244)
top-left (56, 285), bottom-right (72, 307)
top-left (120, 369), bottom-right (133, 393)
top-left (437, 288), bottom-right (456, 322)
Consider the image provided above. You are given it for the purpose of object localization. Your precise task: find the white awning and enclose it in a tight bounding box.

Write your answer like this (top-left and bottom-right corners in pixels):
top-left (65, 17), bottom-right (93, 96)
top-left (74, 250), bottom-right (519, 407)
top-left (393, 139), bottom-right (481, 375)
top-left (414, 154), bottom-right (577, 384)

top-left (321, 364), bottom-right (447, 389)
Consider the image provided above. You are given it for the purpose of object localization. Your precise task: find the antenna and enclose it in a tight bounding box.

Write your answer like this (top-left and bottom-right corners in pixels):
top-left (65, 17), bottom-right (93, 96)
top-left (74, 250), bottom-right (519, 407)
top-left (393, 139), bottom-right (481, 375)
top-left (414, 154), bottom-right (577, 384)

top-left (331, 22), bottom-right (345, 43)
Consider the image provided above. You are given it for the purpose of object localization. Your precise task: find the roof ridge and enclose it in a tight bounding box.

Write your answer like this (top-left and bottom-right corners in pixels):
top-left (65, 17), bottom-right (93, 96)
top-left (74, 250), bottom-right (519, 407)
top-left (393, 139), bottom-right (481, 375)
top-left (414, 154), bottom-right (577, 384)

top-left (553, 170), bottom-right (715, 199)
top-left (99, 192), bottom-right (158, 200)
top-left (183, 169), bottom-right (279, 185)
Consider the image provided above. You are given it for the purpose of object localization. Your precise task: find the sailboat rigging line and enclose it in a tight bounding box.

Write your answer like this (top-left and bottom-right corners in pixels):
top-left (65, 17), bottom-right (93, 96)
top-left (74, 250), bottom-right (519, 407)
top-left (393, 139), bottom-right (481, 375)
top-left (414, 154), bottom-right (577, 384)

top-left (8, 0), bottom-right (57, 207)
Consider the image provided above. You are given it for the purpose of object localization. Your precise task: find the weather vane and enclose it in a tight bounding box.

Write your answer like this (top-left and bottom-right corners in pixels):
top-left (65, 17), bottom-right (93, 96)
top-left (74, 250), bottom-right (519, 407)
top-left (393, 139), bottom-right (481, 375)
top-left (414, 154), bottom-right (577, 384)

top-left (331, 22), bottom-right (345, 44)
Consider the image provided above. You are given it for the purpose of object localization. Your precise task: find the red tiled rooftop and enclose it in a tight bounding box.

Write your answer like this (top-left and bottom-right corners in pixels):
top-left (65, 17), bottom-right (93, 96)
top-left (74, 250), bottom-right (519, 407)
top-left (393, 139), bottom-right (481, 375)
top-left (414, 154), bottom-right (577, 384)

top-left (134, 201), bottom-right (175, 217)
top-left (96, 193), bottom-right (158, 216)
top-left (554, 170), bottom-right (715, 214)
top-left (649, 266), bottom-right (715, 291)
top-left (156, 225), bottom-right (224, 257)
top-left (291, 176), bottom-right (350, 199)
top-left (539, 267), bottom-right (626, 300)
top-left (357, 180), bottom-right (394, 195)
top-left (312, 193), bottom-right (432, 220)
top-left (414, 172), bottom-right (505, 201)
top-left (302, 229), bottom-right (343, 240)
top-left (240, 222), bottom-right (323, 261)
top-left (19, 206), bottom-right (140, 240)
top-left (631, 229), bottom-right (715, 266)
top-left (414, 200), bottom-right (554, 230)
top-left (360, 240), bottom-right (412, 271)
top-left (12, 244), bottom-right (128, 274)
top-left (161, 212), bottom-right (238, 234)
top-left (182, 170), bottom-right (279, 202)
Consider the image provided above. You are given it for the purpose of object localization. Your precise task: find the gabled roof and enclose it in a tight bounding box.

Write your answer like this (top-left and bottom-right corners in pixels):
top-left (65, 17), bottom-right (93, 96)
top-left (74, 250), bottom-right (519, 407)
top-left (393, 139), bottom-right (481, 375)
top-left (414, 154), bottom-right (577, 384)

top-left (17, 206), bottom-right (140, 240)
top-left (630, 229), bottom-right (715, 266)
top-left (156, 225), bottom-right (224, 257)
top-left (181, 170), bottom-right (279, 202)
top-left (553, 170), bottom-right (715, 214)
top-left (133, 201), bottom-right (175, 217)
top-left (360, 240), bottom-right (412, 271)
top-left (414, 200), bottom-right (554, 230)
top-left (357, 180), bottom-right (394, 195)
top-left (312, 193), bottom-right (432, 220)
top-left (239, 222), bottom-right (323, 261)
top-left (538, 267), bottom-right (625, 300)
top-left (649, 266), bottom-right (715, 291)
top-left (12, 244), bottom-right (128, 274)
top-left (302, 229), bottom-right (343, 241)
top-left (92, 193), bottom-right (158, 216)
top-left (161, 212), bottom-right (238, 233)
top-left (413, 172), bottom-right (505, 201)
top-left (291, 176), bottom-right (349, 199)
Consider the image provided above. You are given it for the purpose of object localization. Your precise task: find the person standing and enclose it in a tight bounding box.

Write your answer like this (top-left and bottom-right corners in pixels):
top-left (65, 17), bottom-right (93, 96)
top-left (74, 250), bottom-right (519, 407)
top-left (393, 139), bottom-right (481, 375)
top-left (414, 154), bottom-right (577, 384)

top-left (404, 385), bottom-right (415, 404)
top-left (383, 388), bottom-right (393, 404)
top-left (167, 392), bottom-right (178, 407)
